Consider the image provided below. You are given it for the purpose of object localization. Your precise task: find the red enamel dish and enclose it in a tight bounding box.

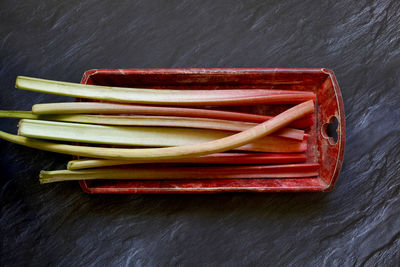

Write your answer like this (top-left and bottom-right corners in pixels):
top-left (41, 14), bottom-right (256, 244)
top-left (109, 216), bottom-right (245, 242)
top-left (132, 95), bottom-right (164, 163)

top-left (78, 68), bottom-right (345, 193)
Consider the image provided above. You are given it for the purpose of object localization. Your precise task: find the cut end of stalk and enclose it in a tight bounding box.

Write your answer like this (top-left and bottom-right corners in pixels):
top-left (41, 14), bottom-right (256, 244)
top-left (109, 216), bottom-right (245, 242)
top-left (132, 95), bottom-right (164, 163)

top-left (17, 119), bottom-right (23, 135)
top-left (39, 179), bottom-right (49, 184)
top-left (15, 76), bottom-right (42, 92)
top-left (15, 76), bottom-right (23, 89)
top-left (39, 170), bottom-right (50, 184)
top-left (67, 161), bottom-right (74, 170)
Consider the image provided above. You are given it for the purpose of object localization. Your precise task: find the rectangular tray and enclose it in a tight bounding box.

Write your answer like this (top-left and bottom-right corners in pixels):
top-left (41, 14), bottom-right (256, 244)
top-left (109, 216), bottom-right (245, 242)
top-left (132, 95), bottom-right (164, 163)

top-left (78, 68), bottom-right (345, 193)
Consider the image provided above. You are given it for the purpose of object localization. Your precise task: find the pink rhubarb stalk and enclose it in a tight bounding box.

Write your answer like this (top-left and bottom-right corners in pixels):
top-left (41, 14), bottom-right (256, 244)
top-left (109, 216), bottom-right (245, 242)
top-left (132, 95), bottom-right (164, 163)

top-left (67, 153), bottom-right (307, 170)
top-left (32, 102), bottom-right (313, 129)
top-left (40, 163), bottom-right (320, 183)
top-left (17, 76), bottom-right (315, 106)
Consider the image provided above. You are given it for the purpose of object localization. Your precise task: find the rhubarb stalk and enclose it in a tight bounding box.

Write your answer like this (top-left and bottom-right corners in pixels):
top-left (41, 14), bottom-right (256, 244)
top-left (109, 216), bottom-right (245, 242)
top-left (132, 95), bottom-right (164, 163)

top-left (0, 110), bottom-right (303, 140)
top-left (17, 76), bottom-right (315, 106)
top-left (18, 119), bottom-right (306, 152)
top-left (31, 102), bottom-right (313, 129)
top-left (39, 163), bottom-right (320, 183)
top-left (67, 153), bottom-right (307, 170)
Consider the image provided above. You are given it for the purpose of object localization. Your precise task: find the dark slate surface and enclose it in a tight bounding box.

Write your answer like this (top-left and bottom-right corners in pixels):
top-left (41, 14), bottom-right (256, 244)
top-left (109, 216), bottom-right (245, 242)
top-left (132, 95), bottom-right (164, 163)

top-left (1, 0), bottom-right (399, 266)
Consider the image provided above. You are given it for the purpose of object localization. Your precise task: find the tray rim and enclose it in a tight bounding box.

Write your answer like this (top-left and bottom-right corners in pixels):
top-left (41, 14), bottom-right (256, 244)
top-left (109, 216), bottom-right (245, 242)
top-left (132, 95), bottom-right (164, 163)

top-left (78, 67), bottom-right (345, 193)
top-left (320, 68), bottom-right (346, 191)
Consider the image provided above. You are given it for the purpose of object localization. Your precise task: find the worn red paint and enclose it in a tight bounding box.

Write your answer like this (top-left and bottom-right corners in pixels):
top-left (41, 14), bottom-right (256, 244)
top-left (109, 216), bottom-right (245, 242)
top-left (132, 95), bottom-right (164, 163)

top-left (78, 68), bottom-right (345, 193)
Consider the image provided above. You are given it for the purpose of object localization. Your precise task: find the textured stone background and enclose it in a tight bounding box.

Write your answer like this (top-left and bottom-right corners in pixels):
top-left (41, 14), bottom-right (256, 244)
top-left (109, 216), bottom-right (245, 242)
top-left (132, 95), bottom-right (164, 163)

top-left (1, 0), bottom-right (399, 266)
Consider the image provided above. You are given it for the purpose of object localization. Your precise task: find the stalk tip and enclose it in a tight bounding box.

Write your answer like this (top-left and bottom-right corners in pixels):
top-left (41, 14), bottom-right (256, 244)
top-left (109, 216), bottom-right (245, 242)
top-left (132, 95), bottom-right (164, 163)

top-left (15, 76), bottom-right (27, 89)
top-left (39, 171), bottom-right (49, 184)
top-left (67, 161), bottom-right (74, 170)
top-left (17, 119), bottom-right (23, 135)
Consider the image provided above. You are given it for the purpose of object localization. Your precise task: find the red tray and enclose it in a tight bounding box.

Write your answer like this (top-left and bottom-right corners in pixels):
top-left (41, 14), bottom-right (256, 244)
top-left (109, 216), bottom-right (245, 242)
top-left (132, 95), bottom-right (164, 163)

top-left (78, 68), bottom-right (345, 193)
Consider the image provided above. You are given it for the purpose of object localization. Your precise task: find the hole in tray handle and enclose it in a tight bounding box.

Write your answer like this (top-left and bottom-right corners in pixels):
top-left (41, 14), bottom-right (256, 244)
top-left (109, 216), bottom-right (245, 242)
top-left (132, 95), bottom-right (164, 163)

top-left (321, 116), bottom-right (339, 145)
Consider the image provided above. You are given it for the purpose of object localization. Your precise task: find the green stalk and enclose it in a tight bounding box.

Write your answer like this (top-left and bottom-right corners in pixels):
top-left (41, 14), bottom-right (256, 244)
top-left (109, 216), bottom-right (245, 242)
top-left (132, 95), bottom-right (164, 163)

top-left (16, 76), bottom-right (315, 106)
top-left (0, 110), bottom-right (303, 140)
top-left (18, 119), bottom-right (305, 152)
top-left (0, 100), bottom-right (314, 161)
top-left (0, 110), bottom-right (39, 119)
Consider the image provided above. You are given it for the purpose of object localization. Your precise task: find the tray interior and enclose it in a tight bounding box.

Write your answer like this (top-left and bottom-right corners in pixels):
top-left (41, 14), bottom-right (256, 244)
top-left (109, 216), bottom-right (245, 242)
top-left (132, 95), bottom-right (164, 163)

top-left (78, 68), bottom-right (344, 193)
